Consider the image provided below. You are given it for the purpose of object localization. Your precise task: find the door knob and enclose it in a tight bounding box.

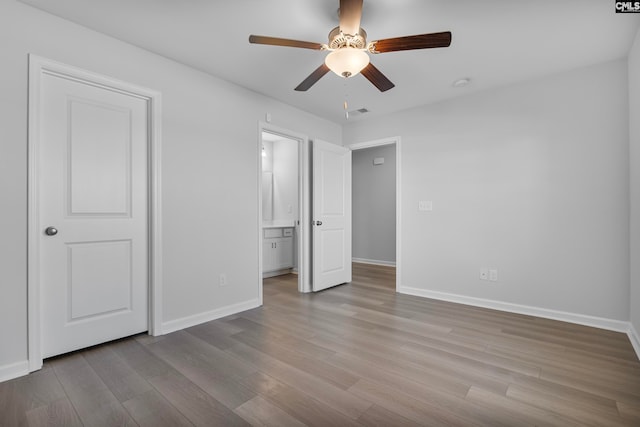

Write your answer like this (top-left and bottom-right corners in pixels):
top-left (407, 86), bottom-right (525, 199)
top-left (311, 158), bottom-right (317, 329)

top-left (316, 221), bottom-right (323, 226)
top-left (45, 226), bottom-right (58, 236)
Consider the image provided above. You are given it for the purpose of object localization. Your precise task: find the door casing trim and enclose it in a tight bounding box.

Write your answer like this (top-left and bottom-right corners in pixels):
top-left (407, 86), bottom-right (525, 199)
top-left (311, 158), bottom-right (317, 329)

top-left (27, 55), bottom-right (163, 371)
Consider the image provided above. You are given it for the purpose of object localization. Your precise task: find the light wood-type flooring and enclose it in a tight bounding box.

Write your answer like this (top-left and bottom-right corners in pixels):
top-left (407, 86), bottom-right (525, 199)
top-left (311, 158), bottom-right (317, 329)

top-left (2, 263), bottom-right (640, 426)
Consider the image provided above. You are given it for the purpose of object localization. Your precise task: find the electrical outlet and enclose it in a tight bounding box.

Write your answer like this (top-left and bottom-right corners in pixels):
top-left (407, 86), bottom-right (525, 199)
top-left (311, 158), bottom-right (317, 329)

top-left (219, 273), bottom-right (227, 286)
top-left (489, 269), bottom-right (498, 282)
top-left (480, 268), bottom-right (489, 281)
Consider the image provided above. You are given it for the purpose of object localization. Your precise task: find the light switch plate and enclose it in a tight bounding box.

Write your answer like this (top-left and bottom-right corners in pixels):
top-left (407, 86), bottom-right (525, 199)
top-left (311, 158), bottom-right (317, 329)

top-left (489, 269), bottom-right (498, 282)
top-left (418, 201), bottom-right (433, 211)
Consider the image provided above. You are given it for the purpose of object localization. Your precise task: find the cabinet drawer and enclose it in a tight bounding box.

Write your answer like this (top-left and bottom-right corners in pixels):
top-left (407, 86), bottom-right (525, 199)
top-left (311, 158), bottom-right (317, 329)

top-left (264, 228), bottom-right (282, 238)
top-left (282, 228), bottom-right (293, 237)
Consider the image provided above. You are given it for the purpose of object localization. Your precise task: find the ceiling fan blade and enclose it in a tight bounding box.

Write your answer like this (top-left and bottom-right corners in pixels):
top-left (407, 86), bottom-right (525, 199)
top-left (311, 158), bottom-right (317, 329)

top-left (295, 64), bottom-right (331, 91)
top-left (370, 31), bottom-right (452, 53)
top-left (339, 0), bottom-right (363, 35)
top-left (360, 63), bottom-right (395, 92)
top-left (249, 35), bottom-right (323, 50)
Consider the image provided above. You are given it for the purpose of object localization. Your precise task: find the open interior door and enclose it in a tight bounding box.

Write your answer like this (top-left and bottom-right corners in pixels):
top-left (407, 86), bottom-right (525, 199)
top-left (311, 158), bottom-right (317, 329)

top-left (312, 140), bottom-right (352, 291)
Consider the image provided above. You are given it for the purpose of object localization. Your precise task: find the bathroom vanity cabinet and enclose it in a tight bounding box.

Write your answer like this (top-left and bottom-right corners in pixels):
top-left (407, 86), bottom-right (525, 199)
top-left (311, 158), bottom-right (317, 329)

top-left (263, 226), bottom-right (294, 275)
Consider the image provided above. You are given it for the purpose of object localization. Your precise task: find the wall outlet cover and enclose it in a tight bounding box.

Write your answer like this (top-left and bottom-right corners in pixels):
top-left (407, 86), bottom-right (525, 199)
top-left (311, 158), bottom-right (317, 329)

top-left (489, 269), bottom-right (498, 282)
top-left (480, 268), bottom-right (489, 280)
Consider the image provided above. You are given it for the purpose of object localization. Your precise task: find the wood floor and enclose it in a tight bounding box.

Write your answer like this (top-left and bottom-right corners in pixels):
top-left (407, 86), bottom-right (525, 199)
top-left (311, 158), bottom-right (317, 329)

top-left (2, 263), bottom-right (640, 426)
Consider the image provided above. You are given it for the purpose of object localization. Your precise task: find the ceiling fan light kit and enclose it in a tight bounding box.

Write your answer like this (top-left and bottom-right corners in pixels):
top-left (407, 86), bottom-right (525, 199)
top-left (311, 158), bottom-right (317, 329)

top-left (325, 48), bottom-right (370, 78)
top-left (248, 0), bottom-right (451, 92)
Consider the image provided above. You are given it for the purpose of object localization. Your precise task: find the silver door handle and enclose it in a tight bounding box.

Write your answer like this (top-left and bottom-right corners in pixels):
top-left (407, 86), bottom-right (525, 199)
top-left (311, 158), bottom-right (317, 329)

top-left (315, 221), bottom-right (323, 226)
top-left (45, 226), bottom-right (58, 236)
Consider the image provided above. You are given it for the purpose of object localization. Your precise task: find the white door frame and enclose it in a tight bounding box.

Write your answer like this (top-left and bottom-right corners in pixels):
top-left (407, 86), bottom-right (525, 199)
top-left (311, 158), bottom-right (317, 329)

top-left (27, 55), bottom-right (163, 372)
top-left (347, 137), bottom-right (402, 291)
top-left (258, 123), bottom-right (311, 298)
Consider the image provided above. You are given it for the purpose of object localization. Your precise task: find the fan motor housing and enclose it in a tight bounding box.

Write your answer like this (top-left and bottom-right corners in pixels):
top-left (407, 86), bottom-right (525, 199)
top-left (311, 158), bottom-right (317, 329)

top-left (328, 26), bottom-right (367, 49)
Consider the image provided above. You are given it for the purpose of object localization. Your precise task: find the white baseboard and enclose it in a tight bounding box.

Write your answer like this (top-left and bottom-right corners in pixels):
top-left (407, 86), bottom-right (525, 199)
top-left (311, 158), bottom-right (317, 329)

top-left (628, 323), bottom-right (640, 361)
top-left (162, 298), bottom-right (261, 335)
top-left (263, 268), bottom-right (293, 279)
top-left (352, 258), bottom-right (396, 267)
top-left (0, 360), bottom-right (29, 383)
top-left (399, 286), bottom-right (629, 333)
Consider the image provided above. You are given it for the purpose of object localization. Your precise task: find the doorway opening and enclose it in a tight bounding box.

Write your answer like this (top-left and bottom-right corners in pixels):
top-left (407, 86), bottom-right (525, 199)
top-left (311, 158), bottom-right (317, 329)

top-left (348, 137), bottom-right (401, 291)
top-left (258, 124), bottom-right (310, 301)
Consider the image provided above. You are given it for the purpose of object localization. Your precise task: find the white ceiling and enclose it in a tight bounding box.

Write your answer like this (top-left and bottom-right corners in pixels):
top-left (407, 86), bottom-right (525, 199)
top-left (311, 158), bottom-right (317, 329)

top-left (18, 0), bottom-right (640, 124)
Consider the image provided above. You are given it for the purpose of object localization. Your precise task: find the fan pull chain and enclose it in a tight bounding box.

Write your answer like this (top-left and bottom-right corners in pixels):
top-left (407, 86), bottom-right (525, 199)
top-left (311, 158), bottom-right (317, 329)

top-left (344, 79), bottom-right (349, 120)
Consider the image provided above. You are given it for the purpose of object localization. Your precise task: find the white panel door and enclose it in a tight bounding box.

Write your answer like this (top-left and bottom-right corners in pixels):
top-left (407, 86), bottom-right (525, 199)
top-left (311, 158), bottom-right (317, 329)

top-left (312, 140), bottom-right (352, 291)
top-left (39, 71), bottom-right (149, 358)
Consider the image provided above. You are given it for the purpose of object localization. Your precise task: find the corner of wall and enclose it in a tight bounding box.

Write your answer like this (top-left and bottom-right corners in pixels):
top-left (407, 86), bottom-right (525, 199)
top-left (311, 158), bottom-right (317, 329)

top-left (629, 26), bottom-right (640, 337)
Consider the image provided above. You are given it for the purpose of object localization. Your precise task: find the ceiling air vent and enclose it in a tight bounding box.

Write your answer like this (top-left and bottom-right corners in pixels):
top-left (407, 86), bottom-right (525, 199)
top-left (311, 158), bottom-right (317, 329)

top-left (347, 107), bottom-right (369, 117)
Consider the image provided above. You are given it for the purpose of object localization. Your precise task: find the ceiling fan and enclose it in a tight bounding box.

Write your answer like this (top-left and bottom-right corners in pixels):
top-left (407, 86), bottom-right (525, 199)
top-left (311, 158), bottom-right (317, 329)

top-left (248, 0), bottom-right (452, 92)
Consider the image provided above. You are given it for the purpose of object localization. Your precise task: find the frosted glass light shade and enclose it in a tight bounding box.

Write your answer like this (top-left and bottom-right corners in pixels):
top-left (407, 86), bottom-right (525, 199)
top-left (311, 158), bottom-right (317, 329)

top-left (325, 48), bottom-right (370, 78)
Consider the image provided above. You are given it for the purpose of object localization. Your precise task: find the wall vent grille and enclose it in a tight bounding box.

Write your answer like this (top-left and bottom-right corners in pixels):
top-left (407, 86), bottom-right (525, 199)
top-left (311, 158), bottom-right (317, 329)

top-left (348, 108), bottom-right (369, 117)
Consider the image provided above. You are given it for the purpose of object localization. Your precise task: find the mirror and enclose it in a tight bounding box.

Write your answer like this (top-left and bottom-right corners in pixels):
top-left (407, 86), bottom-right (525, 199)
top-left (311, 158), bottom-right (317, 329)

top-left (262, 171), bottom-right (273, 221)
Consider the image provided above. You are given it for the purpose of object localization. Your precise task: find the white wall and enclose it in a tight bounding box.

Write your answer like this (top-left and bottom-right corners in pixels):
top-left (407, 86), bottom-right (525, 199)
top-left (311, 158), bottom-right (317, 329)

top-left (630, 28), bottom-right (640, 336)
top-left (352, 144), bottom-right (396, 264)
top-left (0, 0), bottom-right (341, 375)
top-left (344, 59), bottom-right (630, 323)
